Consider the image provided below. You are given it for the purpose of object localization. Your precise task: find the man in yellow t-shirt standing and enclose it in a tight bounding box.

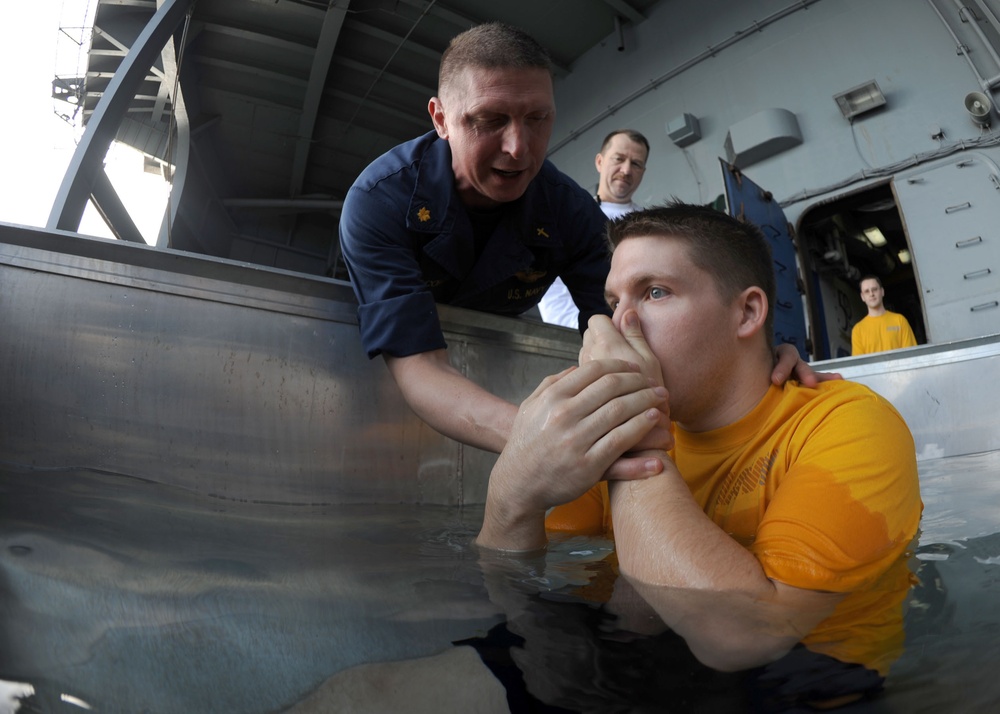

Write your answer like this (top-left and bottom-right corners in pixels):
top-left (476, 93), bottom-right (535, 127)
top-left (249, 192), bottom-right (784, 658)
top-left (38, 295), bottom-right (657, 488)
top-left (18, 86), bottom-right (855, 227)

top-left (851, 275), bottom-right (917, 356)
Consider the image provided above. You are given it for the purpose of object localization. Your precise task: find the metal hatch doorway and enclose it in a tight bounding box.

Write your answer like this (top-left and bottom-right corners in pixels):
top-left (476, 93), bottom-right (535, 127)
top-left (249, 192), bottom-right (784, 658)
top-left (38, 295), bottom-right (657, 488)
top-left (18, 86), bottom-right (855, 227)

top-left (794, 181), bottom-right (925, 361)
top-left (795, 152), bottom-right (1000, 361)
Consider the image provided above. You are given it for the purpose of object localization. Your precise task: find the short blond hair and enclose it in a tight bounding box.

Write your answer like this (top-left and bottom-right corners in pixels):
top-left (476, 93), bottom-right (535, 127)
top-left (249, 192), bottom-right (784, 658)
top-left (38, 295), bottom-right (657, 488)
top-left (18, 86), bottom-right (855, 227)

top-left (438, 23), bottom-right (551, 97)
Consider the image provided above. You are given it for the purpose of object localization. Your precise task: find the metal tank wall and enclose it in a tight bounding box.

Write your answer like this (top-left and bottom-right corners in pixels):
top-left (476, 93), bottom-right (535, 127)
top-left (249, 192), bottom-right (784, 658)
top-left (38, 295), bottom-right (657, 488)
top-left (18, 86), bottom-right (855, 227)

top-left (815, 336), bottom-right (1000, 461)
top-left (3, 221), bottom-right (998, 513)
top-left (0, 223), bottom-right (578, 506)
top-left (548, 0), bottom-right (997, 223)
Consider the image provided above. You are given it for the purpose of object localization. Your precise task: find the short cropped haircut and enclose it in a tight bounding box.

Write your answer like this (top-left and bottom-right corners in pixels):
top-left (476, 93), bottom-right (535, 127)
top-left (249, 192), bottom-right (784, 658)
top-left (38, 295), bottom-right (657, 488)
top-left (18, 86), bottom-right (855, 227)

top-left (607, 201), bottom-right (776, 350)
top-left (859, 274), bottom-right (883, 289)
top-left (438, 22), bottom-right (552, 96)
top-left (600, 129), bottom-right (650, 156)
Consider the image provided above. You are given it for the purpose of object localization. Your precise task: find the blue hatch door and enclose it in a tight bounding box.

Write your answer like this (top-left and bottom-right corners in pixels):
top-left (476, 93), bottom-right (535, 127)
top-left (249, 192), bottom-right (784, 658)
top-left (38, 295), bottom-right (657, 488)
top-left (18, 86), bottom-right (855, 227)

top-left (720, 160), bottom-right (809, 359)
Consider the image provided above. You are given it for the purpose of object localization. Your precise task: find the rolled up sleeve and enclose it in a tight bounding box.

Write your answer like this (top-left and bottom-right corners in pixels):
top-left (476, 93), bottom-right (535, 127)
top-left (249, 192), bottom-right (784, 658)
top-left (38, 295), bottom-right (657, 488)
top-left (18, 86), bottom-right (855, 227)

top-left (340, 185), bottom-right (446, 359)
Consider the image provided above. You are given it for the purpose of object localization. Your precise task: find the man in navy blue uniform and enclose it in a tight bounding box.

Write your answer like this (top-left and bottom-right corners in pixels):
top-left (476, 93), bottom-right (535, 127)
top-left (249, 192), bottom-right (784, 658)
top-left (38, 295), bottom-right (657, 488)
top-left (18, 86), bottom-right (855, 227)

top-left (341, 22), bottom-right (620, 458)
top-left (340, 22), bottom-right (817, 469)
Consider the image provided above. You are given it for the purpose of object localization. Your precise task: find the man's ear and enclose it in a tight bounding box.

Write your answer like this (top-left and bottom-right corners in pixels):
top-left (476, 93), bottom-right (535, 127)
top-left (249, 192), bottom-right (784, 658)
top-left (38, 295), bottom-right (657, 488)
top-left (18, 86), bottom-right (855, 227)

top-left (594, 151), bottom-right (604, 173)
top-left (735, 286), bottom-right (768, 339)
top-left (428, 97), bottom-right (448, 139)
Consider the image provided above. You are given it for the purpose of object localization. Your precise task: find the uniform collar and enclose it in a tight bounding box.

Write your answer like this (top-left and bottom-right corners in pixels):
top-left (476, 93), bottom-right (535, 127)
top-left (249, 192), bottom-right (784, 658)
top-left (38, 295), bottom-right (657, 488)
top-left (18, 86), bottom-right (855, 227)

top-left (408, 134), bottom-right (560, 280)
top-left (406, 133), bottom-right (558, 246)
top-left (407, 132), bottom-right (459, 234)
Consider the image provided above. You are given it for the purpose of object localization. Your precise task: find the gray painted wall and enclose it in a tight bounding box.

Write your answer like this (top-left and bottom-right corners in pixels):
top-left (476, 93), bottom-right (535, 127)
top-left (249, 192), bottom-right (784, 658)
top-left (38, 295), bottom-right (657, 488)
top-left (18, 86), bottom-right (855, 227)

top-left (548, 0), bottom-right (999, 228)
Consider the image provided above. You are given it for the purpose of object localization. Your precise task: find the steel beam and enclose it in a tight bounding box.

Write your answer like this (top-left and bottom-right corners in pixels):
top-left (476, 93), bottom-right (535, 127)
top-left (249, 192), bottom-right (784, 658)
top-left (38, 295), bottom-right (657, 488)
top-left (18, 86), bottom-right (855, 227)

top-left (289, 1), bottom-right (349, 197)
top-left (48, 0), bottom-right (194, 233)
top-left (90, 169), bottom-right (147, 243)
top-left (601, 0), bottom-right (645, 25)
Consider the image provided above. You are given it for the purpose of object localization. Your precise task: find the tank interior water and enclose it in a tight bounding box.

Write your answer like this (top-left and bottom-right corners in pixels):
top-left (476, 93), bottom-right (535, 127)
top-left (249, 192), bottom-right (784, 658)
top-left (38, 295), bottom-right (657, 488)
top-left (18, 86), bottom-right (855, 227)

top-left (1, 451), bottom-right (998, 712)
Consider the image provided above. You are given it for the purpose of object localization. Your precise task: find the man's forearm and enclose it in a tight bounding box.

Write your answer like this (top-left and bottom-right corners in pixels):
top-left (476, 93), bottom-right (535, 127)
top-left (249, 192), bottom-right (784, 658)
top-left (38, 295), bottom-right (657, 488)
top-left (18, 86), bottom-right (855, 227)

top-left (476, 360), bottom-right (668, 553)
top-left (608, 468), bottom-right (841, 671)
top-left (477, 476), bottom-right (548, 552)
top-left (384, 350), bottom-right (517, 453)
top-left (609, 469), bottom-right (768, 592)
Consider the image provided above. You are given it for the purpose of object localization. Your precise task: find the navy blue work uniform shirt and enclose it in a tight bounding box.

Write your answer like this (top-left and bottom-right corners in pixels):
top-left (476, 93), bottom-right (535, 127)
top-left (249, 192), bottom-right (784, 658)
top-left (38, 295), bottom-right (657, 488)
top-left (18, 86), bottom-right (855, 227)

top-left (340, 131), bottom-right (612, 359)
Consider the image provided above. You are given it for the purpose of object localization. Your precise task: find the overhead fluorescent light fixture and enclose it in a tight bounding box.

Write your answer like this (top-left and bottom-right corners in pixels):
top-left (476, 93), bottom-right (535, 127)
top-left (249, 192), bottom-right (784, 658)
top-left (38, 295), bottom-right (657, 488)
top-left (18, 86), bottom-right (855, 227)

top-left (897, 249), bottom-right (911, 264)
top-left (833, 80), bottom-right (886, 120)
top-left (864, 227), bottom-right (887, 247)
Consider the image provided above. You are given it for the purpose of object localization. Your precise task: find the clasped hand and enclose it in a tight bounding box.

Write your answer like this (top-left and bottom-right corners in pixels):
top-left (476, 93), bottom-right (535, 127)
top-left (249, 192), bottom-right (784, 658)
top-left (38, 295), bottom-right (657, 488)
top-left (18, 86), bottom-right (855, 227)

top-left (477, 313), bottom-right (672, 552)
top-left (581, 311), bottom-right (674, 460)
top-left (489, 359), bottom-right (667, 514)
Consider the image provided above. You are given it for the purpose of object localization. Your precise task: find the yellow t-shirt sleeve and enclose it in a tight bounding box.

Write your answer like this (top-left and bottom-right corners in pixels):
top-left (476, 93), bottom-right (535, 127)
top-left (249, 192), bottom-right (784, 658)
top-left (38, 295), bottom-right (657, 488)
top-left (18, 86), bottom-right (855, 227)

top-left (544, 482), bottom-right (611, 535)
top-left (900, 317), bottom-right (917, 348)
top-left (751, 394), bottom-right (922, 593)
top-left (851, 322), bottom-right (866, 356)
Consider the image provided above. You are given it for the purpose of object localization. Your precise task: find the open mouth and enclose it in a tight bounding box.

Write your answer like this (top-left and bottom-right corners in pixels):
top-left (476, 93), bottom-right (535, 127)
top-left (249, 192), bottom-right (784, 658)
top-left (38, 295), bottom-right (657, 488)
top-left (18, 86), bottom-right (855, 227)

top-left (494, 168), bottom-right (524, 178)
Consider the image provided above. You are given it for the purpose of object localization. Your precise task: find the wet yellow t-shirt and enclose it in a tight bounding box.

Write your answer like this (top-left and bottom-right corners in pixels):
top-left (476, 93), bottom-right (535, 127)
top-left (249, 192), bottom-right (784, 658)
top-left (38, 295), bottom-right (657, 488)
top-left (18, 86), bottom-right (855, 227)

top-left (546, 380), bottom-right (923, 674)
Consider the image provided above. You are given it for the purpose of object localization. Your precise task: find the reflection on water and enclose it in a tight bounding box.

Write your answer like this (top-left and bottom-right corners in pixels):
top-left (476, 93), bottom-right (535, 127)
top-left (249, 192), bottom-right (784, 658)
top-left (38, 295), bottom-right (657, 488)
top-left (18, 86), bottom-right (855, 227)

top-left (887, 450), bottom-right (1000, 714)
top-left (0, 467), bottom-right (501, 713)
top-left (0, 452), bottom-right (998, 713)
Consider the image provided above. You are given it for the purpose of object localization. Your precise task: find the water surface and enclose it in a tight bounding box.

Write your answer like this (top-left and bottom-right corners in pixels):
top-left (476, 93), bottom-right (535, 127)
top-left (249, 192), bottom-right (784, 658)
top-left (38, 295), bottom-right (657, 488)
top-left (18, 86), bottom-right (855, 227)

top-left (1, 451), bottom-right (998, 712)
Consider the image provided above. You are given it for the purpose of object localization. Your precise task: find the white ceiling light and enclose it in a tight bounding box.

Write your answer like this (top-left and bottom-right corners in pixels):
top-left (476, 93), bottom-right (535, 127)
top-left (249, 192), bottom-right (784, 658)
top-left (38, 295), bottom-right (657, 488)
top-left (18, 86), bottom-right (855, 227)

top-left (864, 227), bottom-right (887, 247)
top-left (897, 249), bottom-right (911, 264)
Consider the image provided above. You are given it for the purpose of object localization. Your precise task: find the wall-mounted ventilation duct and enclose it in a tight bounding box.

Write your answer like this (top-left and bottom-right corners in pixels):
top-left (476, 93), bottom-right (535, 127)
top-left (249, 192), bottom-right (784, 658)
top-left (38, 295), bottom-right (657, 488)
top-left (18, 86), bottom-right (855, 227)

top-left (723, 108), bottom-right (802, 168)
top-left (666, 113), bottom-right (701, 147)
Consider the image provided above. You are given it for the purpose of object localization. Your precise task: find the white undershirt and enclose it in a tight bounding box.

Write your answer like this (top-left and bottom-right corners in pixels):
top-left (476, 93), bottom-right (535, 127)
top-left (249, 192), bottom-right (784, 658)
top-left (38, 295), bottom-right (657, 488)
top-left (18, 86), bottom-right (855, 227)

top-left (537, 200), bottom-right (639, 329)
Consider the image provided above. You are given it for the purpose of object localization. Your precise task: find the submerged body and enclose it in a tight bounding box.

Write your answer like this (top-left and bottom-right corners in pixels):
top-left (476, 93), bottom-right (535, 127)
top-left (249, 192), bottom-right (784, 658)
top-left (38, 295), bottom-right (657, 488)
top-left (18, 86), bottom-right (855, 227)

top-left (548, 378), bottom-right (922, 674)
top-left (477, 204), bottom-right (922, 681)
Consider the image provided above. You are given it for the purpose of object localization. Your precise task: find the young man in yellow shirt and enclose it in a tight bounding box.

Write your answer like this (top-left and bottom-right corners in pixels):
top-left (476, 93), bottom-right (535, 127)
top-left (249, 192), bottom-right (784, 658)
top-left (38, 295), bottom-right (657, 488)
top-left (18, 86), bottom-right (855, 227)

top-left (475, 203), bottom-right (922, 678)
top-left (851, 275), bottom-right (917, 355)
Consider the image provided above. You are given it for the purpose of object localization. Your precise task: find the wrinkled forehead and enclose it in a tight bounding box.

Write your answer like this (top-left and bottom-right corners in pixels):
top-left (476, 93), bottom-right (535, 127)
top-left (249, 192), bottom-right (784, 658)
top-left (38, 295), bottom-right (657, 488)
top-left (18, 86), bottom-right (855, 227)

top-left (443, 65), bottom-right (553, 103)
top-left (601, 134), bottom-right (649, 161)
top-left (604, 134), bottom-right (648, 160)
